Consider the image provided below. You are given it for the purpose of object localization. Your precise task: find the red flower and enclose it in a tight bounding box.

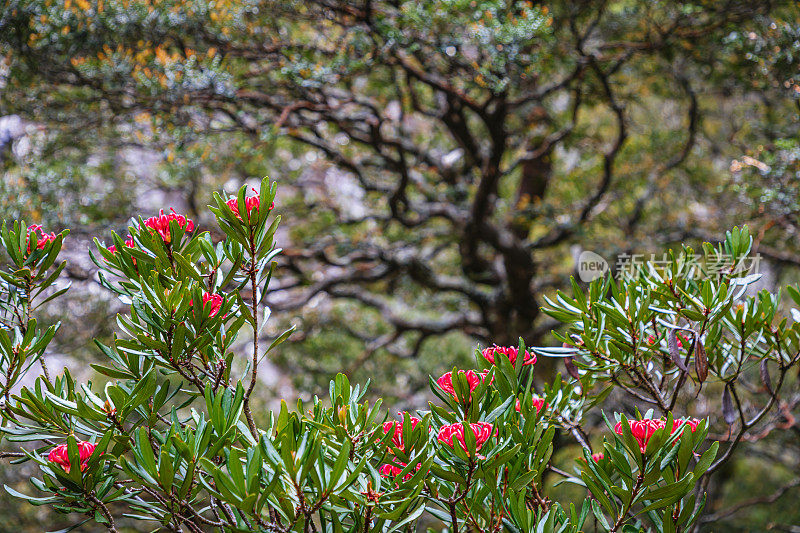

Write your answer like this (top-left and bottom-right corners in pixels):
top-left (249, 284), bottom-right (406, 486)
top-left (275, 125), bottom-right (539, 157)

top-left (226, 188), bottom-right (273, 221)
top-left (47, 441), bottom-right (97, 473)
top-left (514, 396), bottom-right (547, 414)
top-left (190, 292), bottom-right (224, 318)
top-left (648, 334), bottom-right (687, 348)
top-left (437, 421), bottom-right (495, 455)
top-left (108, 235), bottom-right (135, 254)
top-left (378, 461), bottom-right (421, 481)
top-left (436, 370), bottom-right (491, 401)
top-left (202, 292), bottom-right (223, 317)
top-left (671, 418), bottom-right (701, 436)
top-left (591, 452), bottom-right (605, 463)
top-left (382, 413), bottom-right (421, 451)
top-left (481, 345), bottom-right (536, 367)
top-left (143, 208), bottom-right (194, 243)
top-left (614, 418), bottom-right (666, 453)
top-left (26, 224), bottom-right (56, 253)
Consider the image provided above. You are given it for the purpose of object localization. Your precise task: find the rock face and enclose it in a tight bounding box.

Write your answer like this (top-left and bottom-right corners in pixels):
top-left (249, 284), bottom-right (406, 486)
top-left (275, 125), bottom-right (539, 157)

top-left (0, 115), bottom-right (31, 161)
top-left (0, 115), bottom-right (24, 146)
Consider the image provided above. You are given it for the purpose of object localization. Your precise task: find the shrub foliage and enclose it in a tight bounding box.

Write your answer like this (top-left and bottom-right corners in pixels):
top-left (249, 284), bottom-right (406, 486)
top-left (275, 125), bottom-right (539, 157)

top-left (0, 180), bottom-right (797, 532)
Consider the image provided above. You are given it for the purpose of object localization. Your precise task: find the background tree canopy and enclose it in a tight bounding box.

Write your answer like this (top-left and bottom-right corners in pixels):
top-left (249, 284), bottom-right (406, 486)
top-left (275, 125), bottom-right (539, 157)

top-left (1, 1), bottom-right (799, 530)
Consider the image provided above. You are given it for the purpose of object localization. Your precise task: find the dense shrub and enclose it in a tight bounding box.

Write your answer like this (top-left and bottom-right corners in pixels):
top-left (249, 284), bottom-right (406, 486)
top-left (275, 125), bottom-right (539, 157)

top-left (0, 180), bottom-right (796, 532)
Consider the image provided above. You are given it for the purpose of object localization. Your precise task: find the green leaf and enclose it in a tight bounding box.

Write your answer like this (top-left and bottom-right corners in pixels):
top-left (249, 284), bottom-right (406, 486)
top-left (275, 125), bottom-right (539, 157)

top-left (591, 499), bottom-right (611, 530)
top-left (134, 427), bottom-right (158, 476)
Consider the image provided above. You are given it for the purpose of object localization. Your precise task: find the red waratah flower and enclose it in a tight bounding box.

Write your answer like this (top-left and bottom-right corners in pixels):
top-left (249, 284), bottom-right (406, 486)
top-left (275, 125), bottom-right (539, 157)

top-left (378, 461), bottom-right (421, 481)
top-left (143, 208), bottom-right (194, 243)
top-left (436, 370), bottom-right (491, 401)
top-left (26, 224), bottom-right (56, 253)
top-left (614, 418), bottom-right (666, 453)
top-left (47, 441), bottom-right (97, 473)
top-left (514, 396), bottom-right (547, 414)
top-left (193, 292), bottom-right (223, 317)
top-left (382, 413), bottom-right (421, 451)
top-left (437, 421), bottom-right (495, 455)
top-left (108, 235), bottom-right (135, 254)
top-left (226, 188), bottom-right (272, 221)
top-left (671, 418), bottom-right (701, 436)
top-left (591, 452), bottom-right (605, 463)
top-left (481, 345), bottom-right (536, 367)
top-left (649, 334), bottom-right (687, 347)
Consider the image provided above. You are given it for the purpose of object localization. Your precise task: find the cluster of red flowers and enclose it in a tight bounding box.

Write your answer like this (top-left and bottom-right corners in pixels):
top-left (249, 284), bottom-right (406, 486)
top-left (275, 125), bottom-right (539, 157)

top-left (226, 189), bottom-right (272, 221)
top-left (378, 462), bottom-right (420, 479)
top-left (108, 235), bottom-right (135, 254)
top-left (435, 346), bottom-right (537, 405)
top-left (591, 452), bottom-right (605, 463)
top-left (26, 224), bottom-right (56, 253)
top-left (104, 208), bottom-right (194, 260)
top-left (382, 414), bottom-right (421, 451)
top-left (437, 421), bottom-right (495, 456)
top-left (105, 194), bottom-right (276, 254)
top-left (672, 418), bottom-right (700, 434)
top-left (647, 333), bottom-right (687, 347)
top-left (143, 208), bottom-right (195, 243)
top-left (47, 441), bottom-right (97, 473)
top-left (514, 396), bottom-right (547, 414)
top-left (378, 413), bottom-right (422, 481)
top-left (614, 417), bottom-right (701, 453)
top-left (436, 370), bottom-right (491, 402)
top-left (190, 292), bottom-right (223, 318)
top-left (481, 345), bottom-right (536, 366)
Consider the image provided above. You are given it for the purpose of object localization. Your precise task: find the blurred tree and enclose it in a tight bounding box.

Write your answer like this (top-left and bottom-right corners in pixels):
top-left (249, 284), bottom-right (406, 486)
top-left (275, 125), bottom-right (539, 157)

top-left (1, 0), bottom-right (799, 389)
